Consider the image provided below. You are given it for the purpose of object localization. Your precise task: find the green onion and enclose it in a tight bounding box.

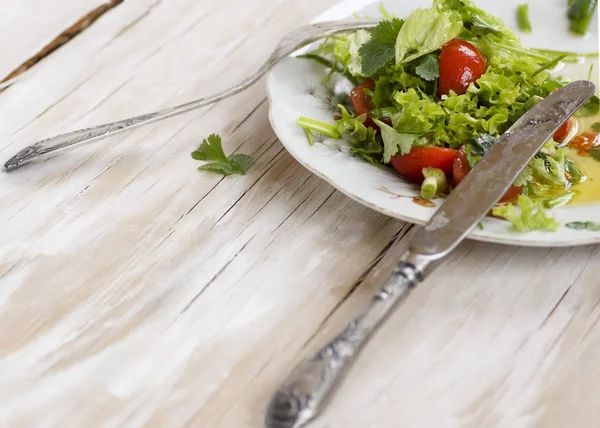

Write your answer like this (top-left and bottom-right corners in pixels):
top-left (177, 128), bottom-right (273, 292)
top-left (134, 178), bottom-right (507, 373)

top-left (566, 221), bottom-right (600, 230)
top-left (296, 117), bottom-right (342, 139)
top-left (296, 54), bottom-right (360, 86)
top-left (303, 128), bottom-right (315, 146)
top-left (568, 0), bottom-right (598, 36)
top-left (517, 4), bottom-right (532, 32)
top-left (543, 191), bottom-right (577, 209)
top-left (532, 53), bottom-right (569, 77)
top-left (420, 167), bottom-right (448, 200)
top-left (565, 160), bottom-right (585, 183)
top-left (532, 48), bottom-right (598, 62)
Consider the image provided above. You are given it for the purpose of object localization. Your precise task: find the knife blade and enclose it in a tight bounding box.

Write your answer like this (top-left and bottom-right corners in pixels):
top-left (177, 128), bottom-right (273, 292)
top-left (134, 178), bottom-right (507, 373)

top-left (266, 80), bottom-right (595, 428)
top-left (411, 79), bottom-right (596, 258)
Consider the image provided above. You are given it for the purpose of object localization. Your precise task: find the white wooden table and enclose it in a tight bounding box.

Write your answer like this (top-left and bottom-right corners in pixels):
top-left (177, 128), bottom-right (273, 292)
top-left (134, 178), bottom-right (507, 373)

top-left (1, 1), bottom-right (599, 427)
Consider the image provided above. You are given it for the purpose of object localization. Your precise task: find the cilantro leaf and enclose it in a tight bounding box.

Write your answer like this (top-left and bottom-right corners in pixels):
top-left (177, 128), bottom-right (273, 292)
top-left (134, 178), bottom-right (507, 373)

top-left (359, 18), bottom-right (403, 75)
top-left (198, 162), bottom-right (238, 175)
top-left (191, 134), bottom-right (229, 163)
top-left (591, 122), bottom-right (600, 132)
top-left (464, 134), bottom-right (498, 167)
top-left (371, 18), bottom-right (404, 44)
top-left (229, 154), bottom-right (252, 173)
top-left (414, 55), bottom-right (440, 81)
top-left (191, 134), bottom-right (252, 176)
top-left (360, 43), bottom-right (396, 75)
top-left (589, 147), bottom-right (600, 163)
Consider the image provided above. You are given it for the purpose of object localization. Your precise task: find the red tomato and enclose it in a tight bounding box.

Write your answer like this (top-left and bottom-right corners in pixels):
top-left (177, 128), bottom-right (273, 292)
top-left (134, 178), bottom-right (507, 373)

top-left (568, 132), bottom-right (600, 155)
top-left (499, 185), bottom-right (523, 203)
top-left (452, 147), bottom-right (522, 203)
top-left (390, 147), bottom-right (458, 183)
top-left (350, 80), bottom-right (377, 129)
top-left (438, 39), bottom-right (486, 97)
top-left (553, 118), bottom-right (573, 142)
top-left (452, 146), bottom-right (471, 184)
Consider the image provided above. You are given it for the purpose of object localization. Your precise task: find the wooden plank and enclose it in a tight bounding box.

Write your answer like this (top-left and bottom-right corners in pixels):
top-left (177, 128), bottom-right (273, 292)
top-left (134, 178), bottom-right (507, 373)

top-left (0, 0), bottom-right (114, 83)
top-left (0, 0), bottom-right (599, 427)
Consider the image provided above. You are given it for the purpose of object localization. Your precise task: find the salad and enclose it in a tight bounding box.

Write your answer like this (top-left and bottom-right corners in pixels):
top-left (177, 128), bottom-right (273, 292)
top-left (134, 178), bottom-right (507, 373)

top-left (296, 0), bottom-right (600, 232)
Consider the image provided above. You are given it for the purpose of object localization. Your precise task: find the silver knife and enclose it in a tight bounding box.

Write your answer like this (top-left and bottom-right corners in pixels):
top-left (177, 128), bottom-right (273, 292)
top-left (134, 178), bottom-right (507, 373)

top-left (265, 80), bottom-right (596, 428)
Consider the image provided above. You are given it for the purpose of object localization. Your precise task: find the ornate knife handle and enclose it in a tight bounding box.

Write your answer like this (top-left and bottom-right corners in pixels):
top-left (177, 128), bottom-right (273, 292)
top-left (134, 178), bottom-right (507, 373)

top-left (266, 251), bottom-right (437, 428)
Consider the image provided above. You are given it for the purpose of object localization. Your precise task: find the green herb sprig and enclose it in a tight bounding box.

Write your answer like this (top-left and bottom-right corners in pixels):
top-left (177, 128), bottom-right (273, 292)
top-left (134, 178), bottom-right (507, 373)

top-left (191, 134), bottom-right (252, 176)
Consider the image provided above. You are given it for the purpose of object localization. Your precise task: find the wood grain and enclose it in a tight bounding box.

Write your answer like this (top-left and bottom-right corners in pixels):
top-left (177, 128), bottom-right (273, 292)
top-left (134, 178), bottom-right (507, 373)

top-left (0, 1), bottom-right (599, 427)
top-left (0, 0), bottom-right (124, 86)
top-left (0, 0), bottom-right (111, 86)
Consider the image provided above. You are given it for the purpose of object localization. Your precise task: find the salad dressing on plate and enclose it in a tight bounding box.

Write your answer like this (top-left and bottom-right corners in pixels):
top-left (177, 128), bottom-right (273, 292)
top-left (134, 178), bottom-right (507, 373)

top-left (570, 152), bottom-right (600, 205)
top-left (556, 59), bottom-right (600, 206)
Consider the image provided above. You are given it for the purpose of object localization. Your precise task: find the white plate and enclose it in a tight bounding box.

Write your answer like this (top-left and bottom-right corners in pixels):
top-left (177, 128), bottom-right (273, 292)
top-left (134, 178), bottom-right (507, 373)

top-left (267, 0), bottom-right (600, 247)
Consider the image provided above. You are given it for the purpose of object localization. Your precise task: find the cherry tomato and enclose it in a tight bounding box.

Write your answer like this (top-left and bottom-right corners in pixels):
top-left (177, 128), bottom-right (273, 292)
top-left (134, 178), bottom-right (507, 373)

top-left (438, 39), bottom-right (486, 97)
top-left (452, 146), bottom-right (522, 203)
top-left (452, 146), bottom-right (470, 184)
top-left (553, 118), bottom-right (573, 142)
top-left (390, 147), bottom-right (458, 183)
top-left (350, 80), bottom-right (377, 129)
top-left (568, 132), bottom-right (600, 155)
top-left (498, 185), bottom-right (523, 203)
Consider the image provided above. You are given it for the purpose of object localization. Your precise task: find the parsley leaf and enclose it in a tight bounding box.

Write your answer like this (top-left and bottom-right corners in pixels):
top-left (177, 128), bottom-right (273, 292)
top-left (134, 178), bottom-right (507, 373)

top-left (191, 134), bottom-right (252, 176)
top-left (371, 18), bottom-right (404, 44)
top-left (589, 147), bottom-right (600, 163)
top-left (414, 54), bottom-right (440, 81)
top-left (464, 134), bottom-right (498, 167)
top-left (359, 18), bottom-right (403, 75)
top-left (591, 122), bottom-right (600, 132)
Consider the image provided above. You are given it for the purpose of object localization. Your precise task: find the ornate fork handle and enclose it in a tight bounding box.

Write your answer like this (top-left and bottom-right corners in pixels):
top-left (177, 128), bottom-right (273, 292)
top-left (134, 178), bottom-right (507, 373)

top-left (3, 19), bottom-right (378, 171)
top-left (266, 252), bottom-right (438, 428)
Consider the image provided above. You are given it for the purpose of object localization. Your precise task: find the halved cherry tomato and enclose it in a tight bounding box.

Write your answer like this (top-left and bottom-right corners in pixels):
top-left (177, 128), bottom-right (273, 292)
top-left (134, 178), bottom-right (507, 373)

top-left (390, 147), bottom-right (458, 183)
top-left (452, 146), bottom-right (522, 203)
top-left (568, 132), bottom-right (600, 155)
top-left (349, 80), bottom-right (392, 131)
top-left (438, 39), bottom-right (486, 97)
top-left (452, 146), bottom-right (470, 184)
top-left (350, 80), bottom-right (377, 128)
top-left (553, 118), bottom-right (573, 142)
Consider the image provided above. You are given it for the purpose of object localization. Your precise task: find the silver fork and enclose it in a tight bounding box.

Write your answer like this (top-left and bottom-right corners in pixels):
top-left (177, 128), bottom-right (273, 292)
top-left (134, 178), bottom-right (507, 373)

top-left (3, 19), bottom-right (378, 172)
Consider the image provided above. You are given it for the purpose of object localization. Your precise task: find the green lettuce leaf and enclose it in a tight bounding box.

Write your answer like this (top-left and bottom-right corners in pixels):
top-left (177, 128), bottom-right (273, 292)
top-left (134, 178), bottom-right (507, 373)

top-left (335, 105), bottom-right (370, 143)
top-left (334, 30), bottom-right (372, 77)
top-left (373, 119), bottom-right (416, 162)
top-left (492, 195), bottom-right (561, 232)
top-left (391, 89), bottom-right (445, 132)
top-left (438, 0), bottom-right (520, 42)
top-left (395, 6), bottom-right (463, 64)
top-left (530, 147), bottom-right (569, 188)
